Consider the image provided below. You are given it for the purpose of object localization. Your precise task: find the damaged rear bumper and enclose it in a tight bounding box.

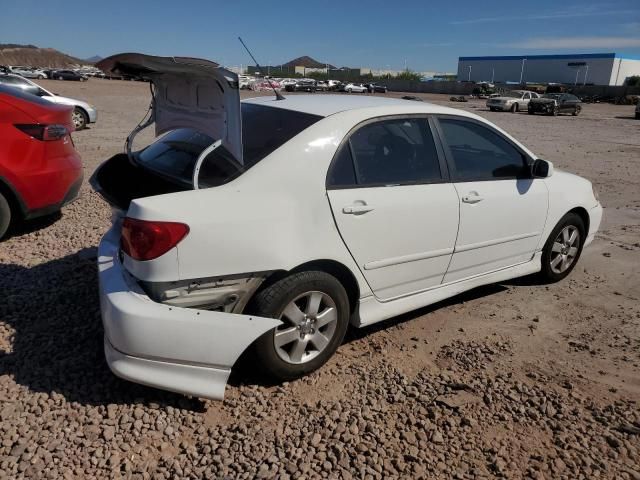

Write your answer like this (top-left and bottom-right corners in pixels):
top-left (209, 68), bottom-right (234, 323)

top-left (97, 224), bottom-right (281, 400)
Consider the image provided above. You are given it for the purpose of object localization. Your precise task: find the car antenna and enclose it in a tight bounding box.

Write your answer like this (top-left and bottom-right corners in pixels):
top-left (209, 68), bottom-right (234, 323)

top-left (238, 36), bottom-right (285, 101)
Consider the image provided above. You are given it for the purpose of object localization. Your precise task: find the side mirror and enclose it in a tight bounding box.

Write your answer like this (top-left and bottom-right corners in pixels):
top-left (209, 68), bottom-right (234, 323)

top-left (531, 159), bottom-right (553, 178)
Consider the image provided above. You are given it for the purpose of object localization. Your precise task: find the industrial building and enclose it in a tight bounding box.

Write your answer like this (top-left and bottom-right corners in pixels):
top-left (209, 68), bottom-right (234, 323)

top-left (457, 53), bottom-right (640, 86)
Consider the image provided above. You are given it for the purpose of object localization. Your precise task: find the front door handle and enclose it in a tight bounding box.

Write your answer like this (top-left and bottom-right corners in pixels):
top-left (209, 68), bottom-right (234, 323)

top-left (343, 204), bottom-right (374, 214)
top-left (461, 193), bottom-right (484, 204)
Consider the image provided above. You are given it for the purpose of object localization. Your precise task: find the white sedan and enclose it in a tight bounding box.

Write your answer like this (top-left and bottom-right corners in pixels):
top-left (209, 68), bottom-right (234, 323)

top-left (93, 53), bottom-right (602, 400)
top-left (344, 82), bottom-right (368, 93)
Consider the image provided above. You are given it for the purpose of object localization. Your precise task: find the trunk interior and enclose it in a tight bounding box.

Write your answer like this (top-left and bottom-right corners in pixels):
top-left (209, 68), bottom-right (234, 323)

top-left (91, 153), bottom-right (189, 211)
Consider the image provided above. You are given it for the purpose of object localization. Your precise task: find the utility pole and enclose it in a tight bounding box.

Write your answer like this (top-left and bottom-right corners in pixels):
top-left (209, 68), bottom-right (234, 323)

top-left (491, 67), bottom-right (495, 83)
top-left (574, 68), bottom-right (580, 85)
top-left (519, 58), bottom-right (526, 84)
top-left (467, 65), bottom-right (472, 81)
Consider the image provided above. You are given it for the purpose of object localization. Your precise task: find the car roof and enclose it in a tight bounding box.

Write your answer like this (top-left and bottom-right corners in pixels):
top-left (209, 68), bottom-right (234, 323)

top-left (243, 94), bottom-right (468, 117)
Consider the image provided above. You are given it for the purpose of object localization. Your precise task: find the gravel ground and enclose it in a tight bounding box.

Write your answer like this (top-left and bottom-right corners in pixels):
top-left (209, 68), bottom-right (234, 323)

top-left (0, 79), bottom-right (639, 479)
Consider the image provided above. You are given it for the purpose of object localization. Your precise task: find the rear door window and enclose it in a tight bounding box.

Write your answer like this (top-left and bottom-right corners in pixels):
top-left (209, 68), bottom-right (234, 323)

top-left (328, 117), bottom-right (442, 187)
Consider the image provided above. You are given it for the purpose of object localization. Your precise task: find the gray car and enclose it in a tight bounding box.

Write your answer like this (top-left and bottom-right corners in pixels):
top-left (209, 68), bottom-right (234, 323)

top-left (486, 90), bottom-right (539, 113)
top-left (0, 73), bottom-right (97, 129)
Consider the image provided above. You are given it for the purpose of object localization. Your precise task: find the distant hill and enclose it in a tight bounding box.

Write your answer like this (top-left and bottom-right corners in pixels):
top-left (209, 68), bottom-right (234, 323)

top-left (84, 55), bottom-right (103, 64)
top-left (0, 44), bottom-right (88, 68)
top-left (282, 56), bottom-right (335, 69)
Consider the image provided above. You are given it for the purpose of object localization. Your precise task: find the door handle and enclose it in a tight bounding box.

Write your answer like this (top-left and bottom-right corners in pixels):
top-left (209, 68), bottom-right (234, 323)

top-left (461, 194), bottom-right (484, 204)
top-left (343, 204), bottom-right (374, 214)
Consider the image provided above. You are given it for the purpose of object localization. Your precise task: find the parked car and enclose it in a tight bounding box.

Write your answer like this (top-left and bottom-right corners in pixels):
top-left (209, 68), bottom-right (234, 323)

top-left (528, 93), bottom-right (582, 116)
top-left (0, 85), bottom-right (83, 239)
top-left (315, 81), bottom-right (329, 91)
top-left (486, 90), bottom-right (539, 112)
top-left (0, 73), bottom-right (97, 130)
top-left (327, 80), bottom-right (342, 91)
top-left (343, 83), bottom-right (367, 93)
top-left (366, 83), bottom-right (388, 93)
top-left (8, 66), bottom-right (47, 79)
top-left (51, 69), bottom-right (88, 81)
top-left (92, 53), bottom-right (602, 400)
top-left (285, 79), bottom-right (316, 92)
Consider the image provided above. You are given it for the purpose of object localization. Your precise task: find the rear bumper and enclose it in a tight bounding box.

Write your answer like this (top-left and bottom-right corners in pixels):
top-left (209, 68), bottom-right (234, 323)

top-left (97, 224), bottom-right (280, 400)
top-left (24, 174), bottom-right (83, 220)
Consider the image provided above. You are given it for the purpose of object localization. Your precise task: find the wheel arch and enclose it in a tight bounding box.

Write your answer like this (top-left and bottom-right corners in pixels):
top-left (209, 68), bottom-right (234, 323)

top-left (568, 206), bottom-right (590, 235)
top-left (254, 259), bottom-right (361, 316)
top-left (0, 176), bottom-right (26, 220)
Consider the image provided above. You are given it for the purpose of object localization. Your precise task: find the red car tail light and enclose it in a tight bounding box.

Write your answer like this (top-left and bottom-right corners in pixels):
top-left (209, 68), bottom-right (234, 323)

top-left (14, 124), bottom-right (69, 141)
top-left (121, 218), bottom-right (189, 261)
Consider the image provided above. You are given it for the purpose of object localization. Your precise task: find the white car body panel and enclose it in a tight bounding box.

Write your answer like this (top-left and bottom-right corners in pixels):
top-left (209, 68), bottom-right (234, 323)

top-left (328, 183), bottom-right (459, 300)
top-left (444, 178), bottom-right (548, 282)
top-left (95, 93), bottom-right (603, 399)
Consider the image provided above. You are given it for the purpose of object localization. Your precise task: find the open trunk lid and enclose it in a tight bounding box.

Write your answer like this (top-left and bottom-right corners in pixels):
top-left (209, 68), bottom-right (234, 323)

top-left (97, 53), bottom-right (242, 162)
top-left (92, 53), bottom-right (242, 210)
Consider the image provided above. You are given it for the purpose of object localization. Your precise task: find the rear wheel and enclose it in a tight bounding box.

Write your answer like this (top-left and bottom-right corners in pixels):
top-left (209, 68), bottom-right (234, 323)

top-left (552, 106), bottom-right (559, 116)
top-left (540, 213), bottom-right (585, 282)
top-left (250, 271), bottom-right (350, 380)
top-left (0, 192), bottom-right (11, 240)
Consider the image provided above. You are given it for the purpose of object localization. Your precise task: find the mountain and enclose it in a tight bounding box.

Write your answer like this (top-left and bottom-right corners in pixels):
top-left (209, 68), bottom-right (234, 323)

top-left (0, 44), bottom-right (88, 68)
top-left (282, 56), bottom-right (335, 69)
top-left (84, 55), bottom-right (103, 64)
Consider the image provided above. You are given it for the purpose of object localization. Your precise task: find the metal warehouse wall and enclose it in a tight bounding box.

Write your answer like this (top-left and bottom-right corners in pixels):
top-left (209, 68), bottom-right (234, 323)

top-left (610, 58), bottom-right (640, 86)
top-left (457, 55), bottom-right (617, 86)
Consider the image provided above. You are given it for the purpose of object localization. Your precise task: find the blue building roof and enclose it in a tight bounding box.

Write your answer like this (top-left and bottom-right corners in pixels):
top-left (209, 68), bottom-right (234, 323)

top-left (459, 53), bottom-right (617, 61)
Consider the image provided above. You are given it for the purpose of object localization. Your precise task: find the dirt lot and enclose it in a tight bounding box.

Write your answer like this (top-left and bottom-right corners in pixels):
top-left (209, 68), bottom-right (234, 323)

top-left (0, 79), bottom-right (639, 479)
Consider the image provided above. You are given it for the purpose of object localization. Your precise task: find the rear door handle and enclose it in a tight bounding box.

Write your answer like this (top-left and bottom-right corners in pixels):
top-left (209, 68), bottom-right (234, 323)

top-left (343, 205), bottom-right (374, 214)
top-left (461, 194), bottom-right (484, 204)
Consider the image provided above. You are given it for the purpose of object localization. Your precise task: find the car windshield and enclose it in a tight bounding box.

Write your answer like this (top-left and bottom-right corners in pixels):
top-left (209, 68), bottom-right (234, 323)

top-left (503, 91), bottom-right (523, 98)
top-left (543, 94), bottom-right (562, 99)
top-left (135, 103), bottom-right (322, 188)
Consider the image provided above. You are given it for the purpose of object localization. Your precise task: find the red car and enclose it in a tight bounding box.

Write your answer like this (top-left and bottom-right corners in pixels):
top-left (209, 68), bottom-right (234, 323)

top-left (0, 85), bottom-right (83, 238)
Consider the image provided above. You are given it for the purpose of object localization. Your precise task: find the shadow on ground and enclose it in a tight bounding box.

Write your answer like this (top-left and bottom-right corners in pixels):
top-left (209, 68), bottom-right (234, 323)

top-left (0, 247), bottom-right (205, 411)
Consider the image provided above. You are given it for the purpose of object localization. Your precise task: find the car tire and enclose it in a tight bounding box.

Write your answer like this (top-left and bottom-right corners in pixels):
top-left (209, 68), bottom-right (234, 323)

top-left (489, 107), bottom-right (496, 112)
top-left (511, 103), bottom-right (518, 113)
top-left (250, 271), bottom-right (350, 381)
top-left (346, 88), bottom-right (352, 93)
top-left (72, 108), bottom-right (88, 130)
top-left (57, 76), bottom-right (63, 80)
top-left (528, 110), bottom-right (534, 115)
top-left (0, 192), bottom-right (11, 240)
top-left (539, 212), bottom-right (586, 283)
top-left (552, 106), bottom-right (559, 116)
top-left (572, 106), bottom-right (581, 116)
top-left (635, 112), bottom-right (640, 119)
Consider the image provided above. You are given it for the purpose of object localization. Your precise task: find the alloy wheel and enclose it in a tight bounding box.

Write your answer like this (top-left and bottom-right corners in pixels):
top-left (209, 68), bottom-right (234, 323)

top-left (72, 110), bottom-right (85, 130)
top-left (550, 226), bottom-right (580, 274)
top-left (274, 291), bottom-right (338, 365)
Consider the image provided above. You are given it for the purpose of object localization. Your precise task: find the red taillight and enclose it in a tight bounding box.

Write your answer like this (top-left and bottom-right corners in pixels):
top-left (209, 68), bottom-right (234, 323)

top-left (120, 218), bottom-right (189, 261)
top-left (14, 124), bottom-right (69, 141)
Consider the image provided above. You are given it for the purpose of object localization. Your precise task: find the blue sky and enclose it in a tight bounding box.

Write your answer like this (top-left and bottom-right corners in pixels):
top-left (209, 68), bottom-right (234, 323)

top-left (2, 0), bottom-right (639, 72)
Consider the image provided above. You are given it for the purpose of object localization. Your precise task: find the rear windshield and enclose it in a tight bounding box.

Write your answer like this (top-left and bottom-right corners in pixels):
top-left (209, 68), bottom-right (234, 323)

top-left (135, 103), bottom-right (322, 188)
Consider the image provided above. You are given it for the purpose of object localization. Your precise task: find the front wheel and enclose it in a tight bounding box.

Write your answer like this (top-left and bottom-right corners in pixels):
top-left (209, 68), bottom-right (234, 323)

top-left (572, 106), bottom-right (581, 116)
top-left (511, 103), bottom-right (518, 113)
top-left (540, 213), bottom-right (586, 282)
top-left (250, 271), bottom-right (350, 380)
top-left (72, 108), bottom-right (88, 130)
